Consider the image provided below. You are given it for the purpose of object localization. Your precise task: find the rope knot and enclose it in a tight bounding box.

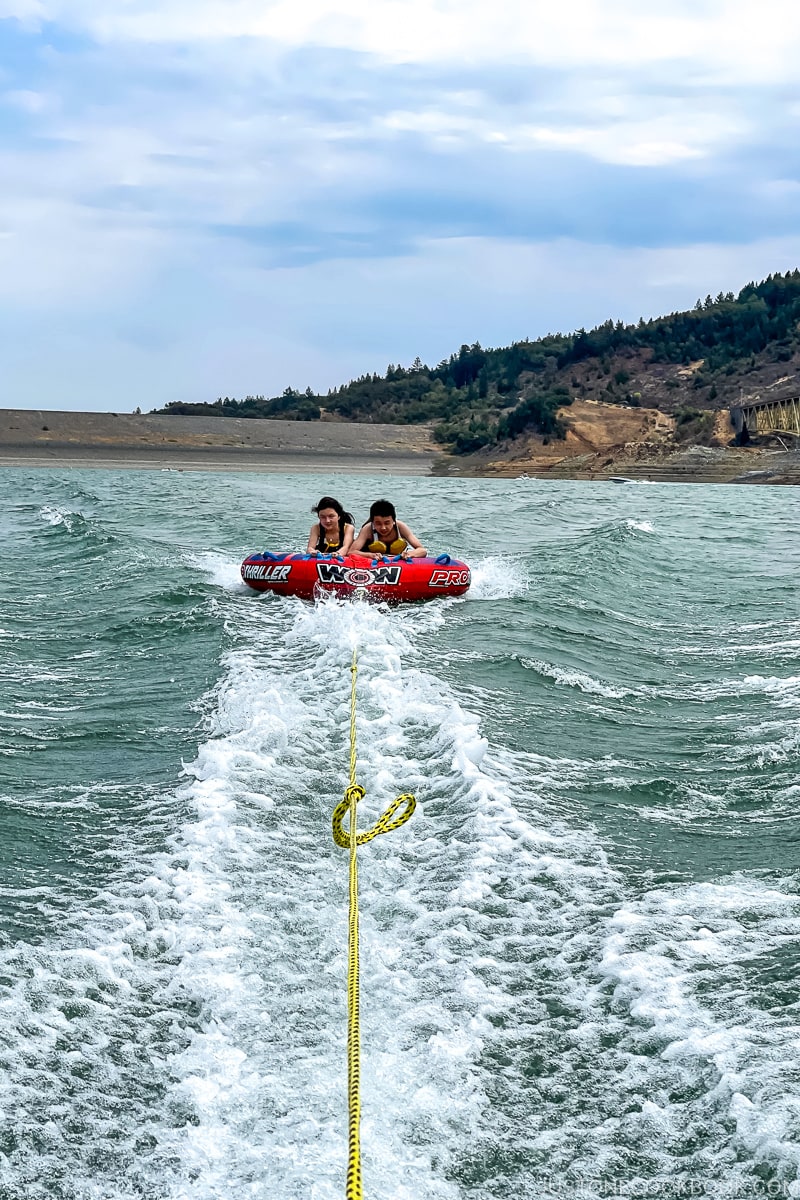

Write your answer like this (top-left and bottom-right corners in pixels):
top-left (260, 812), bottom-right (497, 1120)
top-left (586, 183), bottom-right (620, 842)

top-left (332, 787), bottom-right (416, 848)
top-left (344, 783), bottom-right (365, 806)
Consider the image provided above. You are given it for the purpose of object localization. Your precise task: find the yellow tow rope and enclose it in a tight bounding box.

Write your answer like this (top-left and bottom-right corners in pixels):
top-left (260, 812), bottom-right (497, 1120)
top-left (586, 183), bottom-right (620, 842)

top-left (330, 647), bottom-right (416, 1200)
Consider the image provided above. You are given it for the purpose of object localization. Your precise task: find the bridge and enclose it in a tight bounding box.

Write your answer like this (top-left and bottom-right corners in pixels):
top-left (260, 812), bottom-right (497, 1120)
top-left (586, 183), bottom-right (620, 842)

top-left (730, 394), bottom-right (800, 442)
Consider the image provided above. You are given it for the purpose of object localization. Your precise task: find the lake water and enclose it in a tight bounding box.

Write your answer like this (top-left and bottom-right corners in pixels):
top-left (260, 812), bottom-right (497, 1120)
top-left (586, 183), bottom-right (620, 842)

top-left (1, 467), bottom-right (799, 1199)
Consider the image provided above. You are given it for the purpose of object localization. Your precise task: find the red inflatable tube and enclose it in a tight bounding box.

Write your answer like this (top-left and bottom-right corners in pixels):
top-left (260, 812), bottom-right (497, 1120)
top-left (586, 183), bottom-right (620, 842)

top-left (241, 551), bottom-right (471, 603)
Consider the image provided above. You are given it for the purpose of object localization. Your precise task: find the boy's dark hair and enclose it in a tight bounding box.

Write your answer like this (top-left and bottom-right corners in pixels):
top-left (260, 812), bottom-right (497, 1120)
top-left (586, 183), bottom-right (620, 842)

top-left (368, 499), bottom-right (396, 520)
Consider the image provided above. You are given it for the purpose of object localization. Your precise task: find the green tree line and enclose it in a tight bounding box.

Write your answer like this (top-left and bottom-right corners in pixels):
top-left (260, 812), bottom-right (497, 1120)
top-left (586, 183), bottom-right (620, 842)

top-left (152, 270), bottom-right (800, 454)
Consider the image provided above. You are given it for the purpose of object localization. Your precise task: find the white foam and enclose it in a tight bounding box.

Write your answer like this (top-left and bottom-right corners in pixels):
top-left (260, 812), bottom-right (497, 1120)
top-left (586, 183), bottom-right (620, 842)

top-left (520, 657), bottom-right (632, 699)
top-left (152, 599), bottom-right (506, 1196)
top-left (625, 518), bottom-right (655, 534)
top-left (191, 550), bottom-right (248, 592)
top-left (596, 878), bottom-right (800, 1182)
top-left (466, 555), bottom-right (528, 600)
top-left (688, 673), bottom-right (800, 705)
top-left (672, 640), bottom-right (800, 664)
top-left (731, 720), bottom-right (800, 767)
top-left (514, 658), bottom-right (800, 709)
top-left (1, 597), bottom-right (503, 1195)
top-left (39, 504), bottom-right (71, 526)
top-left (4, 582), bottom-right (797, 1196)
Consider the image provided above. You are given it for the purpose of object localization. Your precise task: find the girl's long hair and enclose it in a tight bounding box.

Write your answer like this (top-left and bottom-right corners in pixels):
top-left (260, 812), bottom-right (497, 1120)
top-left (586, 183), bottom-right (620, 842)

top-left (312, 496), bottom-right (354, 526)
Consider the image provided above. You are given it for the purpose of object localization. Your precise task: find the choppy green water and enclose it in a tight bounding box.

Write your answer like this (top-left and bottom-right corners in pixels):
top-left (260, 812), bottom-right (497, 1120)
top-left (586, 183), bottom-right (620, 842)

top-left (1, 467), bottom-right (799, 1199)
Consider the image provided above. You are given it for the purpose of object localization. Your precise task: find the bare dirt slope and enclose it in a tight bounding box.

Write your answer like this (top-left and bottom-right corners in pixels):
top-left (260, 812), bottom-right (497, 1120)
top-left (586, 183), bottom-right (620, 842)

top-left (443, 398), bottom-right (800, 484)
top-left (555, 398), bottom-right (674, 454)
top-left (0, 409), bottom-right (440, 474)
top-left (453, 399), bottom-right (676, 475)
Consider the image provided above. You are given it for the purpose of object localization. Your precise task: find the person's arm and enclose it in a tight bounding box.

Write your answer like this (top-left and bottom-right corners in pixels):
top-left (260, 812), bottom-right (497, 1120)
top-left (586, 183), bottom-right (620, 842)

top-left (340, 523), bottom-right (355, 555)
top-left (397, 521), bottom-right (427, 559)
top-left (351, 522), bottom-right (371, 553)
top-left (306, 523), bottom-right (321, 554)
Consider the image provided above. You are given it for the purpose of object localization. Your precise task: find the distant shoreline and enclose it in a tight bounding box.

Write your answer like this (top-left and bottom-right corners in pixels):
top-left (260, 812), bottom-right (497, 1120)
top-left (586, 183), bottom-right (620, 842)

top-left (0, 444), bottom-right (440, 476)
top-left (0, 408), bottom-right (443, 477)
top-left (3, 443), bottom-right (797, 485)
top-left (0, 407), bottom-right (798, 484)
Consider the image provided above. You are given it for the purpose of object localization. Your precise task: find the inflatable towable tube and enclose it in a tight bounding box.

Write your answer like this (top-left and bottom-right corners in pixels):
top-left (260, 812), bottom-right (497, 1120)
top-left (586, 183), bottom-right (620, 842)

top-left (241, 551), bottom-right (471, 603)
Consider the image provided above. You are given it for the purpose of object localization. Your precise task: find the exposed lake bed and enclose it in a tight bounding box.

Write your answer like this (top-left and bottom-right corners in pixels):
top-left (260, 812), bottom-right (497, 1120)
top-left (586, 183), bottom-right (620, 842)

top-left (1, 406), bottom-right (798, 483)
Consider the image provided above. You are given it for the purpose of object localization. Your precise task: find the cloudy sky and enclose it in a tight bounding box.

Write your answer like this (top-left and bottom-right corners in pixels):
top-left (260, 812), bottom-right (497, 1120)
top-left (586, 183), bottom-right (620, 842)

top-left (3, 1), bottom-right (800, 412)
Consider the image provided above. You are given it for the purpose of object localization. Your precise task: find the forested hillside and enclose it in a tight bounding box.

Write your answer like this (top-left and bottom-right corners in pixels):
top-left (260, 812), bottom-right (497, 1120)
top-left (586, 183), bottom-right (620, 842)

top-left (153, 270), bottom-right (800, 455)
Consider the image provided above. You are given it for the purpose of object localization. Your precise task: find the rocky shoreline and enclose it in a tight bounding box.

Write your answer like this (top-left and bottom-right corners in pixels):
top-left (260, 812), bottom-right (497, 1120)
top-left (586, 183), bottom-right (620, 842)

top-left (0, 406), bottom-right (797, 484)
top-left (446, 441), bottom-right (800, 485)
top-left (439, 399), bottom-right (800, 485)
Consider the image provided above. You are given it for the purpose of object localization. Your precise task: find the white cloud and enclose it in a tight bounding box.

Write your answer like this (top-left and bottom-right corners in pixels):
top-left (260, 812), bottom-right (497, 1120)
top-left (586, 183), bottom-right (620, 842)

top-left (0, 0), bottom-right (46, 18)
top-left (0, 191), bottom-right (164, 308)
top-left (18, 0), bottom-right (800, 86)
top-left (517, 109), bottom-right (748, 167)
top-left (358, 75), bottom-right (753, 166)
top-left (378, 110), bottom-right (719, 166)
top-left (3, 89), bottom-right (49, 113)
top-left (2, 0), bottom-right (799, 411)
top-left (0, 11), bottom-right (786, 322)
